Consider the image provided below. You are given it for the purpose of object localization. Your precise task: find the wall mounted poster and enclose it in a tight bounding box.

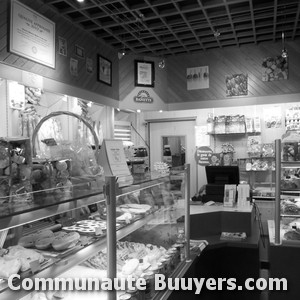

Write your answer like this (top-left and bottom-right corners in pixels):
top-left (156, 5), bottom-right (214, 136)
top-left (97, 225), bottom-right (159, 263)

top-left (187, 66), bottom-right (209, 90)
top-left (10, 0), bottom-right (56, 68)
top-left (225, 74), bottom-right (248, 97)
top-left (262, 55), bottom-right (288, 81)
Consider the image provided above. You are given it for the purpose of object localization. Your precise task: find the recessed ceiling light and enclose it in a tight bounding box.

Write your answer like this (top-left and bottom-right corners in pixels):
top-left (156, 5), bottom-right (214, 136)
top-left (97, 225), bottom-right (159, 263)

top-left (77, 0), bottom-right (84, 3)
top-left (137, 109), bottom-right (141, 113)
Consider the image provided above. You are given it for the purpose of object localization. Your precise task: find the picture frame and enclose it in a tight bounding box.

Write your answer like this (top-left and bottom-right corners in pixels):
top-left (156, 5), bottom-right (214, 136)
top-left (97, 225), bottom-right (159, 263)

top-left (75, 44), bottom-right (84, 59)
top-left (134, 60), bottom-right (155, 87)
top-left (10, 0), bottom-right (56, 68)
top-left (97, 54), bottom-right (112, 86)
top-left (58, 36), bottom-right (67, 56)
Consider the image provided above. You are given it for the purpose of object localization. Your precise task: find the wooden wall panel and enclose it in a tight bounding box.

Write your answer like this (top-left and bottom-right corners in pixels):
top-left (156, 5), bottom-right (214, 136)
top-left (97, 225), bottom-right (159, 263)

top-left (119, 55), bottom-right (168, 103)
top-left (0, 0), bottom-right (119, 102)
top-left (165, 41), bottom-right (300, 104)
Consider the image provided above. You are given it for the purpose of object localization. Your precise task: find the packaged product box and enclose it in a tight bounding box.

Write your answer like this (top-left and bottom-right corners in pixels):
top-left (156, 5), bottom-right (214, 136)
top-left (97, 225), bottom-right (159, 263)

top-left (245, 117), bottom-right (254, 133)
top-left (224, 184), bottom-right (237, 207)
top-left (247, 136), bottom-right (261, 157)
top-left (253, 117), bottom-right (261, 132)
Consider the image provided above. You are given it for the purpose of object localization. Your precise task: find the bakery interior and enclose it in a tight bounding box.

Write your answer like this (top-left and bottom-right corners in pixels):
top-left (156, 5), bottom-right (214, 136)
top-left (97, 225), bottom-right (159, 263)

top-left (1, 0), bottom-right (300, 300)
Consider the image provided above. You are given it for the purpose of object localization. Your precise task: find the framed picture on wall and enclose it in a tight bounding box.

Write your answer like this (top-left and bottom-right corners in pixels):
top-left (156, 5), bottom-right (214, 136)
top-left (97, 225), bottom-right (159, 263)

top-left (58, 36), bottom-right (67, 56)
top-left (134, 60), bottom-right (155, 87)
top-left (10, 0), bottom-right (56, 68)
top-left (75, 44), bottom-right (84, 59)
top-left (97, 55), bottom-right (112, 86)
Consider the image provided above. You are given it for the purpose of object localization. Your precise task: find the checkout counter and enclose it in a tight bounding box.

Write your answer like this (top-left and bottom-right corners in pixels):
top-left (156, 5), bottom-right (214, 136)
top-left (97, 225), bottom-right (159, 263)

top-left (185, 166), bottom-right (261, 300)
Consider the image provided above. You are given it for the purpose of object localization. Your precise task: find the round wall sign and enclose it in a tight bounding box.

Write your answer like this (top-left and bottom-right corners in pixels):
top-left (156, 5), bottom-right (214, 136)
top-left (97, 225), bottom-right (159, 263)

top-left (195, 146), bottom-right (213, 166)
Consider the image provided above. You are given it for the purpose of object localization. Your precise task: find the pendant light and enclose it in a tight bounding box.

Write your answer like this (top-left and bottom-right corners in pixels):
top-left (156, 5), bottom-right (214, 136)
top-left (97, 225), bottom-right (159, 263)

top-left (281, 32), bottom-right (288, 58)
top-left (158, 58), bottom-right (165, 69)
top-left (281, 4), bottom-right (288, 59)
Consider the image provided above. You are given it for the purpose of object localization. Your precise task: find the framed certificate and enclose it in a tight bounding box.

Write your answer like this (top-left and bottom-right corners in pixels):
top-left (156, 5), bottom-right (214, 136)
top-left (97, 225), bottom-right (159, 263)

top-left (10, 0), bottom-right (56, 68)
top-left (134, 60), bottom-right (155, 87)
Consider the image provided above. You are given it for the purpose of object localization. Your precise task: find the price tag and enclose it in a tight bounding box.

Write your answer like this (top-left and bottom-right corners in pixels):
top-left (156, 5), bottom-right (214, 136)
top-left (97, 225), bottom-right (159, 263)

top-left (95, 226), bottom-right (103, 236)
top-left (30, 260), bottom-right (41, 274)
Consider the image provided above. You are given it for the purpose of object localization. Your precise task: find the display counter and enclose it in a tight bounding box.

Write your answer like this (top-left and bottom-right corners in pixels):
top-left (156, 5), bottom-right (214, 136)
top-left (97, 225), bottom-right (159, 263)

top-left (268, 220), bottom-right (300, 300)
top-left (188, 202), bottom-right (261, 300)
top-left (0, 166), bottom-right (203, 300)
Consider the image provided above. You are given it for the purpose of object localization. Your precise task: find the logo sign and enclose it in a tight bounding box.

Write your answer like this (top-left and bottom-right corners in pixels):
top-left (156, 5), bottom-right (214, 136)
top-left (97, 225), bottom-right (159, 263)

top-left (134, 90), bottom-right (153, 103)
top-left (195, 146), bottom-right (213, 166)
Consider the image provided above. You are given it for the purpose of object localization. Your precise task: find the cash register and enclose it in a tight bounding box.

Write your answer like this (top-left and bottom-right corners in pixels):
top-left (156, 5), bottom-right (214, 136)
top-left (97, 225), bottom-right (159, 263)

top-left (203, 165), bottom-right (240, 203)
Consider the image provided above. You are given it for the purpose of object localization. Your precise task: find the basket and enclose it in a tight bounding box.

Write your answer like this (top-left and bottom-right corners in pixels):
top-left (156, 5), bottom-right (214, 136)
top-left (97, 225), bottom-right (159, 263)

top-left (31, 111), bottom-right (104, 193)
top-left (32, 111), bottom-right (100, 164)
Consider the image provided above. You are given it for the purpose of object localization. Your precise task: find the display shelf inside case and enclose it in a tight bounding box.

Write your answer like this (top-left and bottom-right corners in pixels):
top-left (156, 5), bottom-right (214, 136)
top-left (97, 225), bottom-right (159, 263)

top-left (0, 168), bottom-right (190, 300)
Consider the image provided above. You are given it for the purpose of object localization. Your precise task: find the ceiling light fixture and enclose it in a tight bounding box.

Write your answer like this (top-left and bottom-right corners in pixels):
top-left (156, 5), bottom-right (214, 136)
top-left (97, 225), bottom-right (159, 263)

top-left (118, 50), bottom-right (126, 60)
top-left (77, 0), bottom-right (84, 3)
top-left (213, 28), bottom-right (220, 38)
top-left (281, 32), bottom-right (288, 59)
top-left (158, 59), bottom-right (165, 69)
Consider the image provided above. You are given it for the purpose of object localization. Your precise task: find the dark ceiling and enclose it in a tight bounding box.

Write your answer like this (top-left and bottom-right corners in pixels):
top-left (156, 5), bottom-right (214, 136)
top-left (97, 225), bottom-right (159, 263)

top-left (43, 0), bottom-right (300, 57)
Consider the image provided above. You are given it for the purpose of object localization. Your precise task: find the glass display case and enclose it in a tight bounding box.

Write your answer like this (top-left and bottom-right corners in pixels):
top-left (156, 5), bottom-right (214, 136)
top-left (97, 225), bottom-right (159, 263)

top-left (269, 139), bottom-right (300, 245)
top-left (0, 166), bottom-right (192, 300)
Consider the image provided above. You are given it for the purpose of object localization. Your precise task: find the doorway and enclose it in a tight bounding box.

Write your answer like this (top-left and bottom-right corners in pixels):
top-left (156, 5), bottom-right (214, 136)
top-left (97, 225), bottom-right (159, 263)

top-left (148, 119), bottom-right (196, 196)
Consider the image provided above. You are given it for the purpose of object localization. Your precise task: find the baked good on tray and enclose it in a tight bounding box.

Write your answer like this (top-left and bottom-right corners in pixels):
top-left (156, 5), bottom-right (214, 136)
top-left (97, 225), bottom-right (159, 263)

top-left (52, 232), bottom-right (80, 251)
top-left (284, 230), bottom-right (300, 240)
top-left (18, 229), bottom-right (54, 248)
top-left (0, 256), bottom-right (22, 279)
top-left (6, 245), bottom-right (44, 272)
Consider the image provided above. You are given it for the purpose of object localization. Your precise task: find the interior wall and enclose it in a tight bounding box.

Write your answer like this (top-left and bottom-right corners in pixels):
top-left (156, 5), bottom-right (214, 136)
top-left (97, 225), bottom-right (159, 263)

top-left (0, 0), bottom-right (119, 104)
top-left (166, 41), bottom-right (300, 105)
top-left (143, 98), bottom-right (299, 194)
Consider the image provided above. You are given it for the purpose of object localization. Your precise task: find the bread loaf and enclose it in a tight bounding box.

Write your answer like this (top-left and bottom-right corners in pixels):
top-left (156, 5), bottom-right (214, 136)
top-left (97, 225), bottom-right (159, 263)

top-left (52, 232), bottom-right (80, 251)
top-left (18, 229), bottom-right (54, 248)
top-left (35, 236), bottom-right (55, 250)
top-left (18, 234), bottom-right (36, 248)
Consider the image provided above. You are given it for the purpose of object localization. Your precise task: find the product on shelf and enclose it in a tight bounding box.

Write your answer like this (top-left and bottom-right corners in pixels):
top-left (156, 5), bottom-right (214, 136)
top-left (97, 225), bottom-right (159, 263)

top-left (281, 199), bottom-right (300, 215)
top-left (31, 158), bottom-right (72, 194)
top-left (0, 137), bottom-right (33, 203)
top-left (0, 256), bottom-right (22, 279)
top-left (82, 241), bottom-right (167, 277)
top-left (283, 230), bottom-right (300, 240)
top-left (285, 106), bottom-right (300, 131)
top-left (247, 136), bottom-right (261, 157)
top-left (262, 143), bottom-right (275, 157)
top-left (245, 117), bottom-right (254, 133)
top-left (119, 203), bottom-right (152, 215)
top-left (18, 229), bottom-right (54, 248)
top-left (18, 228), bottom-right (81, 251)
top-left (51, 232), bottom-right (81, 251)
top-left (214, 115), bottom-right (226, 134)
top-left (5, 245), bottom-right (44, 272)
top-left (210, 114), bottom-right (246, 134)
top-left (63, 219), bottom-right (107, 235)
